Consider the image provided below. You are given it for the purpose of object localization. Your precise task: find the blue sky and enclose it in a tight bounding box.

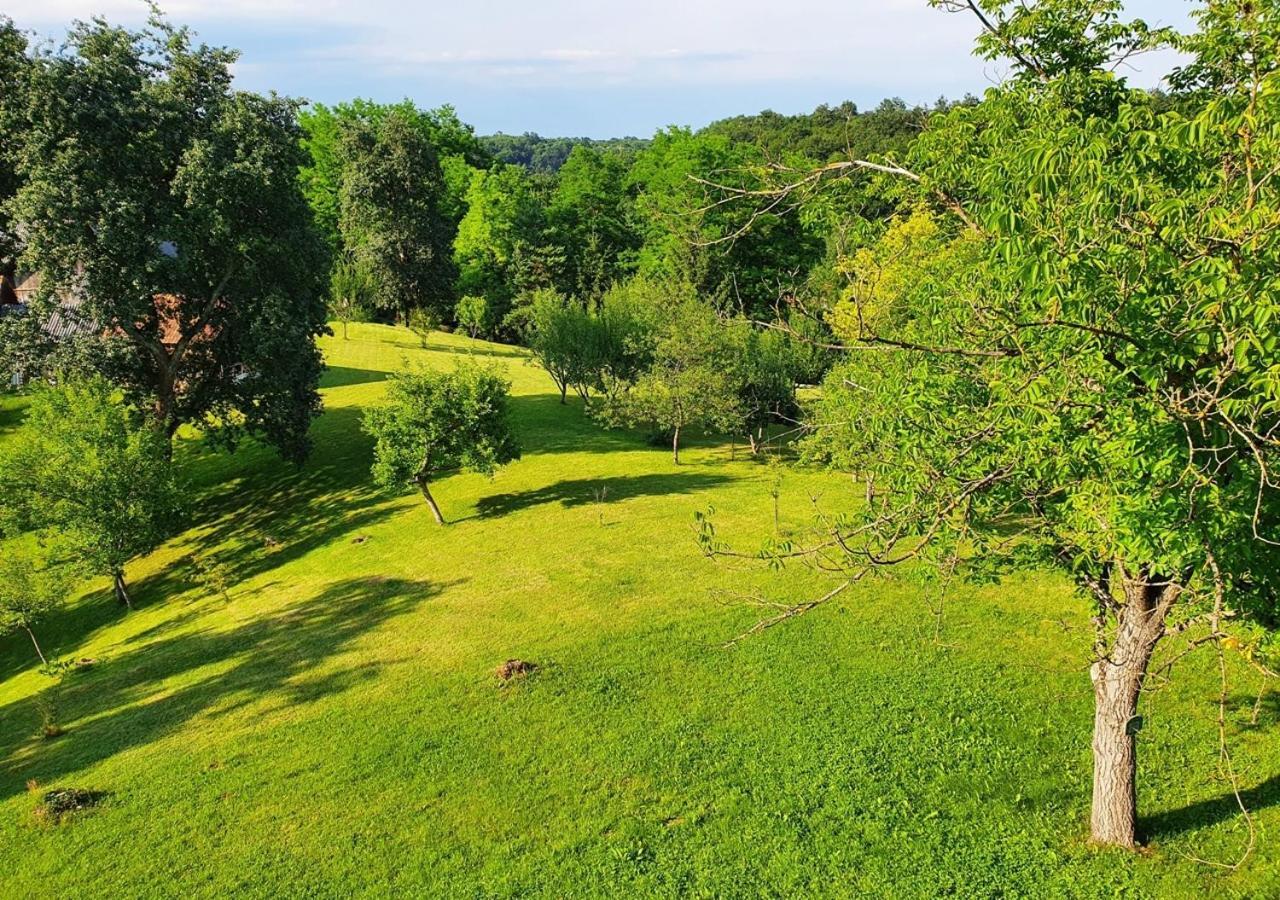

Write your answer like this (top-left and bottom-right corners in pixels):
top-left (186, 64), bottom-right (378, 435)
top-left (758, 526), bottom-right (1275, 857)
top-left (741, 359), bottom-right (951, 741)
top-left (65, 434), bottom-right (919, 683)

top-left (6, 1), bottom-right (1196, 138)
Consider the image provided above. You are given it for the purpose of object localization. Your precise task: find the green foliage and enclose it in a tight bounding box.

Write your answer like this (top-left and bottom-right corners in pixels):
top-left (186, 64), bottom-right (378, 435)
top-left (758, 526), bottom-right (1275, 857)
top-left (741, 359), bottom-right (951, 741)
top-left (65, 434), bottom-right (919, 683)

top-left (546, 145), bottom-right (638, 300)
top-left (454, 294), bottom-right (488, 339)
top-left (328, 255), bottom-right (376, 339)
top-left (702, 98), bottom-right (943, 164)
top-left (599, 299), bottom-right (743, 462)
top-left (629, 128), bottom-right (823, 319)
top-left (0, 16), bottom-right (28, 290)
top-left (340, 108), bottom-right (458, 322)
top-left (453, 164), bottom-right (547, 329)
top-left (15, 15), bottom-right (328, 461)
top-left (521, 288), bottom-right (594, 403)
top-left (0, 378), bottom-right (185, 601)
top-left (480, 132), bottom-right (648, 173)
top-left (301, 99), bottom-right (489, 250)
top-left (363, 363), bottom-right (520, 498)
top-left (0, 546), bottom-right (71, 664)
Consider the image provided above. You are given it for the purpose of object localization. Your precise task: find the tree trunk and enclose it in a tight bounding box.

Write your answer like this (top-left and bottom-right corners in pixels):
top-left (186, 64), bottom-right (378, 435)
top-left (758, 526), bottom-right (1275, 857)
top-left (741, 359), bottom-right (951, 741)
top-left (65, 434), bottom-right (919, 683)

top-left (342, 319), bottom-right (349, 340)
top-left (672, 426), bottom-right (681, 465)
top-left (1088, 571), bottom-right (1177, 848)
top-left (25, 626), bottom-right (47, 666)
top-left (418, 479), bottom-right (446, 526)
top-left (559, 382), bottom-right (568, 405)
top-left (114, 569), bottom-right (133, 609)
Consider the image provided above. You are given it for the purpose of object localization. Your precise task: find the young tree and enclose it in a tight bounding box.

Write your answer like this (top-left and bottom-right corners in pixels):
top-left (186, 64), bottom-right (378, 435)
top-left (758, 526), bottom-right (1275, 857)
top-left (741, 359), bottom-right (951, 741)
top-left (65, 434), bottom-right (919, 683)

top-left (0, 378), bottom-right (185, 608)
top-left (732, 326), bottom-right (799, 455)
top-left (0, 548), bottom-right (72, 667)
top-left (522, 288), bottom-right (592, 404)
top-left (329, 255), bottom-right (375, 340)
top-left (601, 300), bottom-right (742, 463)
top-left (455, 294), bottom-right (488, 339)
top-left (711, 0), bottom-right (1280, 849)
top-left (16, 15), bottom-right (329, 461)
top-left (363, 365), bottom-right (520, 525)
top-left (340, 108), bottom-right (457, 323)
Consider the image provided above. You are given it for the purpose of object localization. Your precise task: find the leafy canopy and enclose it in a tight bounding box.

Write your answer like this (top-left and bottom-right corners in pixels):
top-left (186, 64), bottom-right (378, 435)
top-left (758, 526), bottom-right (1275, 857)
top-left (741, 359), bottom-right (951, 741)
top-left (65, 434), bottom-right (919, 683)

top-left (15, 14), bottom-right (329, 460)
top-left (0, 378), bottom-right (185, 588)
top-left (364, 364), bottom-right (521, 491)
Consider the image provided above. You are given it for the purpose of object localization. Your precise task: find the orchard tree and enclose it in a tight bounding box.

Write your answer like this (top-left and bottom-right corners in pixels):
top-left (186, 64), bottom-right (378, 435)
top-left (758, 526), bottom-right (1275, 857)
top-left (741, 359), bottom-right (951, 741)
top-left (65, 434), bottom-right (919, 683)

top-left (602, 300), bottom-right (742, 463)
top-left (340, 108), bottom-right (457, 323)
top-left (17, 15), bottom-right (328, 460)
top-left (702, 0), bottom-right (1280, 849)
top-left (363, 365), bottom-right (520, 525)
top-left (0, 548), bottom-right (71, 666)
top-left (732, 326), bottom-right (799, 454)
top-left (522, 289), bottom-right (596, 404)
top-left (0, 378), bottom-right (185, 609)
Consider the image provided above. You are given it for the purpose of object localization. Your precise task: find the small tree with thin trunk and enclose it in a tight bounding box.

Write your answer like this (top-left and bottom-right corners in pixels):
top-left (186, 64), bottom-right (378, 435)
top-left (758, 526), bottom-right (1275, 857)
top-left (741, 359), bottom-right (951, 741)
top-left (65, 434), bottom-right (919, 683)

top-left (329, 255), bottom-right (375, 340)
top-left (455, 294), bottom-right (488, 339)
top-left (0, 378), bottom-right (185, 608)
top-left (0, 548), bottom-right (71, 667)
top-left (363, 364), bottom-right (520, 525)
top-left (599, 299), bottom-right (741, 464)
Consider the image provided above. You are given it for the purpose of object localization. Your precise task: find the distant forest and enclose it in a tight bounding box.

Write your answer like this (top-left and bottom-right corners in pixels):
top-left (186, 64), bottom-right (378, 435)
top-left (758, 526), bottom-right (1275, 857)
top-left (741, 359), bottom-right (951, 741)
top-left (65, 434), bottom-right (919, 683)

top-left (479, 97), bottom-right (963, 173)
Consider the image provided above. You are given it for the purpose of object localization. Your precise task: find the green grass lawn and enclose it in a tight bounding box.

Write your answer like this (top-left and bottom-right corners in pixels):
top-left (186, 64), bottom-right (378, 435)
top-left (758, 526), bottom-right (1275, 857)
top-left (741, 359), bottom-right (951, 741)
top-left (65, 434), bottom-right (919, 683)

top-left (1, 323), bottom-right (1276, 898)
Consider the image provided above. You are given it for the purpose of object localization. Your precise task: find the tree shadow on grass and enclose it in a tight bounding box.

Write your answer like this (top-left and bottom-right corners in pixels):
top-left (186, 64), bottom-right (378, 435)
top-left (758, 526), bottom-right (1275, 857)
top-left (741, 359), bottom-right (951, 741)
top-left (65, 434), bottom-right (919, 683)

top-left (473, 473), bottom-right (736, 520)
top-left (320, 366), bottom-right (391, 389)
top-left (1141, 771), bottom-right (1280, 843)
top-left (0, 576), bottom-right (451, 800)
top-left (506, 393), bottom-right (652, 457)
top-left (171, 406), bottom-right (399, 588)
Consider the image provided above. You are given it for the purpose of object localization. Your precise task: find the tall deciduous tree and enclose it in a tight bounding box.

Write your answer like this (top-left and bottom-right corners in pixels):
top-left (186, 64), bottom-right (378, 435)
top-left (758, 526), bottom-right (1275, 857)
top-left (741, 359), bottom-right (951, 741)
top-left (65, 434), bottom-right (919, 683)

top-left (16, 15), bottom-right (328, 461)
top-left (0, 378), bottom-right (185, 609)
top-left (340, 108), bottom-right (458, 324)
top-left (0, 16), bottom-right (28, 306)
top-left (453, 163), bottom-right (546, 331)
top-left (713, 0), bottom-right (1280, 849)
top-left (363, 365), bottom-right (520, 525)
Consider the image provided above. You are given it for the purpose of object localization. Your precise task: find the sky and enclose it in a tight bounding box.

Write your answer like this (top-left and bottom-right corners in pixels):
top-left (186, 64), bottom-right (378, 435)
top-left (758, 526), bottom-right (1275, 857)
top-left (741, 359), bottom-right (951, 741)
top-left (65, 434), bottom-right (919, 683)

top-left (5, 1), bottom-right (1196, 138)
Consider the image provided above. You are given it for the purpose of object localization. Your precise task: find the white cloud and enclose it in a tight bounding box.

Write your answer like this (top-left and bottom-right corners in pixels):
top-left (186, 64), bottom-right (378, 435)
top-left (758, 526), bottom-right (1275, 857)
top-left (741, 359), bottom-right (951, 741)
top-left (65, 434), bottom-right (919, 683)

top-left (3, 1), bottom-right (1196, 134)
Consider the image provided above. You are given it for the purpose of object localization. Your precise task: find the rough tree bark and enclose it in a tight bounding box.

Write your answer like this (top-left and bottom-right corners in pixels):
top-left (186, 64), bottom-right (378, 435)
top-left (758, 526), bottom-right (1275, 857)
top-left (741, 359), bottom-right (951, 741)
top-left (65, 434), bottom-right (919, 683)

top-left (416, 478), bottom-right (446, 526)
top-left (1089, 570), bottom-right (1179, 848)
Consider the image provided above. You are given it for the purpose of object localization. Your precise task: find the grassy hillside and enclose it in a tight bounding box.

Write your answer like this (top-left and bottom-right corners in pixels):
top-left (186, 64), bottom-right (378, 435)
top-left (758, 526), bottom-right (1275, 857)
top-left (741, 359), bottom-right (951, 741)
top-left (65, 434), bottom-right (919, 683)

top-left (0, 325), bottom-right (1276, 898)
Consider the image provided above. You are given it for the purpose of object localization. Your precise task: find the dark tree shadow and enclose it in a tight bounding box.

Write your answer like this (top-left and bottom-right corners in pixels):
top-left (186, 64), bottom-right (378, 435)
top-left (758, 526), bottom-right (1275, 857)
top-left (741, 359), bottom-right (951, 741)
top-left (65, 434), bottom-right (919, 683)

top-left (320, 366), bottom-right (390, 389)
top-left (473, 473), bottom-right (736, 519)
top-left (1141, 772), bottom-right (1280, 842)
top-left (0, 397), bottom-right (29, 435)
top-left (171, 405), bottom-right (399, 588)
top-left (0, 576), bottom-right (452, 800)
top-left (505, 394), bottom-right (654, 457)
